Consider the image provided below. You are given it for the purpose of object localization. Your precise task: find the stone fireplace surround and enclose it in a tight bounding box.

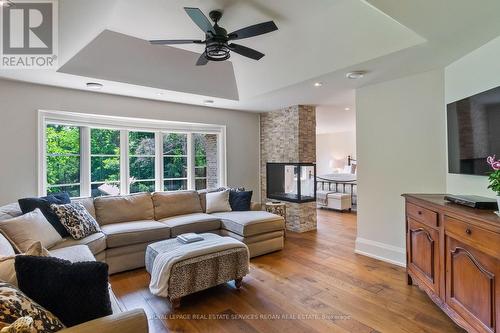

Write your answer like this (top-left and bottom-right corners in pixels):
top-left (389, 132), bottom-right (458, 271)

top-left (260, 105), bottom-right (317, 233)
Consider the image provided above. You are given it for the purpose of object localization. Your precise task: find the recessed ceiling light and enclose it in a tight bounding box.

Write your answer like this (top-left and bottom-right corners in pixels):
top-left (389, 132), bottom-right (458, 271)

top-left (156, 92), bottom-right (164, 96)
top-left (344, 107), bottom-right (351, 111)
top-left (204, 100), bottom-right (214, 105)
top-left (0, 0), bottom-right (14, 7)
top-left (314, 82), bottom-right (323, 87)
top-left (86, 82), bottom-right (103, 90)
top-left (346, 71), bottom-right (367, 79)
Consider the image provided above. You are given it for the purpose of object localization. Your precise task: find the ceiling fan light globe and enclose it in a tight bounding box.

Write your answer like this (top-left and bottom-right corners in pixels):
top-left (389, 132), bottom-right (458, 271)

top-left (205, 42), bottom-right (230, 61)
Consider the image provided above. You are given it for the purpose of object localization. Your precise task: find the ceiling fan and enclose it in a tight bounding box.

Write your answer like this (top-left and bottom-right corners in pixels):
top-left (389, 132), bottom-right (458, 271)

top-left (149, 7), bottom-right (278, 66)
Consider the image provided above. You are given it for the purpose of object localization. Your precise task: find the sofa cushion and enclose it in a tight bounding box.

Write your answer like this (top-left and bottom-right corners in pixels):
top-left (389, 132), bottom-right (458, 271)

top-left (0, 231), bottom-right (16, 257)
top-left (152, 191), bottom-right (202, 220)
top-left (0, 203), bottom-right (22, 222)
top-left (159, 213), bottom-right (221, 237)
top-left (197, 187), bottom-right (244, 213)
top-left (15, 256), bottom-right (112, 327)
top-left (211, 211), bottom-right (285, 237)
top-left (105, 242), bottom-right (150, 274)
top-left (71, 197), bottom-right (96, 219)
top-left (198, 188), bottom-right (222, 213)
top-left (229, 190), bottom-right (253, 211)
top-left (0, 209), bottom-right (62, 252)
top-left (49, 232), bottom-right (106, 256)
top-left (101, 221), bottom-right (170, 248)
top-left (206, 190), bottom-right (232, 214)
top-left (219, 229), bottom-right (284, 244)
top-left (49, 245), bottom-right (96, 263)
top-left (0, 241), bottom-right (50, 287)
top-left (94, 193), bottom-right (154, 225)
top-left (51, 202), bottom-right (101, 240)
top-left (18, 193), bottom-right (71, 237)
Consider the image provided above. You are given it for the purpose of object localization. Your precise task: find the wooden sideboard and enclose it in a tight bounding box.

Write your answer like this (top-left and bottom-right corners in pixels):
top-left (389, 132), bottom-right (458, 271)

top-left (403, 194), bottom-right (499, 333)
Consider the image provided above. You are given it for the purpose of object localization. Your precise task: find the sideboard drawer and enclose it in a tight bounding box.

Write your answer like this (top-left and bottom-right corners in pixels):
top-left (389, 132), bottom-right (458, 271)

top-left (445, 216), bottom-right (500, 258)
top-left (407, 202), bottom-right (438, 228)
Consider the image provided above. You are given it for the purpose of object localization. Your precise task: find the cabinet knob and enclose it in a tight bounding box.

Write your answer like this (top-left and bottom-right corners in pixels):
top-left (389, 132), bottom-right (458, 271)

top-left (465, 228), bottom-right (472, 235)
top-left (418, 211), bottom-right (422, 215)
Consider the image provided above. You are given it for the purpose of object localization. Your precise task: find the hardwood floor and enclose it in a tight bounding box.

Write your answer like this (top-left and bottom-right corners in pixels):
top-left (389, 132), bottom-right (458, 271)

top-left (109, 209), bottom-right (465, 333)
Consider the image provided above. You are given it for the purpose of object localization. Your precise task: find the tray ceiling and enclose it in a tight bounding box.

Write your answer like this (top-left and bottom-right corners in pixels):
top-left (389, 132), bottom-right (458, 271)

top-left (1, 0), bottom-right (500, 112)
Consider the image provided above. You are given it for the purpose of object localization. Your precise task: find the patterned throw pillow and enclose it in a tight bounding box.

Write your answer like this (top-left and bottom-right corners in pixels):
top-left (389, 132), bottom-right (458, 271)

top-left (0, 316), bottom-right (34, 333)
top-left (50, 203), bottom-right (101, 240)
top-left (0, 283), bottom-right (65, 333)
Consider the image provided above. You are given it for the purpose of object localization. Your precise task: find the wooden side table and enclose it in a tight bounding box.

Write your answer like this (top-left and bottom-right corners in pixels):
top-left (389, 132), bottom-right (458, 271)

top-left (265, 202), bottom-right (287, 236)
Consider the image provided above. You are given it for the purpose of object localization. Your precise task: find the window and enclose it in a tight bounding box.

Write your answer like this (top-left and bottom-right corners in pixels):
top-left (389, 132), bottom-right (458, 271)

top-left (46, 125), bottom-right (81, 197)
top-left (90, 129), bottom-right (120, 197)
top-left (40, 111), bottom-right (226, 198)
top-left (194, 133), bottom-right (218, 190)
top-left (129, 132), bottom-right (156, 193)
top-left (163, 133), bottom-right (188, 191)
top-left (194, 133), bottom-right (207, 190)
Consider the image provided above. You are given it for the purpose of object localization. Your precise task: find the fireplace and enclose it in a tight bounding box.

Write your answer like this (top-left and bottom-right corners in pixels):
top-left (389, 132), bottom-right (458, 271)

top-left (266, 163), bottom-right (316, 203)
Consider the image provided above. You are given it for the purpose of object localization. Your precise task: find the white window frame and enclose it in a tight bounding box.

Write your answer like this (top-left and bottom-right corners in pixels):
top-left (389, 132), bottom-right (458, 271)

top-left (89, 127), bottom-right (121, 195)
top-left (128, 131), bottom-right (157, 194)
top-left (161, 132), bottom-right (189, 192)
top-left (44, 124), bottom-right (83, 196)
top-left (193, 133), bottom-right (210, 191)
top-left (38, 110), bottom-right (227, 197)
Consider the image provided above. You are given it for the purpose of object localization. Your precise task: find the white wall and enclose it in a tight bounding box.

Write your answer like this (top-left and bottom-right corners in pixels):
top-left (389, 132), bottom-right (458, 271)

top-left (355, 69), bottom-right (447, 266)
top-left (0, 79), bottom-right (260, 205)
top-left (445, 35), bottom-right (500, 198)
top-left (316, 131), bottom-right (356, 175)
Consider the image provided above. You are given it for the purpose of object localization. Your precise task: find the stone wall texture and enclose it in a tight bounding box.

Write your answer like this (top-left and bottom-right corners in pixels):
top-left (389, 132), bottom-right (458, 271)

top-left (298, 105), bottom-right (317, 163)
top-left (205, 134), bottom-right (218, 189)
top-left (260, 105), bottom-right (317, 233)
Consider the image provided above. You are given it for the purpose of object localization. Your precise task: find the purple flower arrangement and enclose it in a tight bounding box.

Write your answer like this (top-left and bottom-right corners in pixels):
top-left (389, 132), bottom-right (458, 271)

top-left (487, 155), bottom-right (500, 171)
top-left (487, 156), bottom-right (500, 211)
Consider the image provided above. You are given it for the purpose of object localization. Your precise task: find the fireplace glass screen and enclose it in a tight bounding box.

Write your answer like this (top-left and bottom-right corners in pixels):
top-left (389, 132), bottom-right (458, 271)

top-left (266, 163), bottom-right (316, 203)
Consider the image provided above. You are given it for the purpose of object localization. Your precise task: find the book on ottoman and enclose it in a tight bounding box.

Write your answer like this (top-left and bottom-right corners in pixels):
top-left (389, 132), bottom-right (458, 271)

top-left (177, 233), bottom-right (204, 244)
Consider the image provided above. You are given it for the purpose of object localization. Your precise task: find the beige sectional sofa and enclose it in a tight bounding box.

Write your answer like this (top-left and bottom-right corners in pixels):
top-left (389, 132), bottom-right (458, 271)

top-left (0, 190), bottom-right (285, 274)
top-left (0, 190), bottom-right (285, 332)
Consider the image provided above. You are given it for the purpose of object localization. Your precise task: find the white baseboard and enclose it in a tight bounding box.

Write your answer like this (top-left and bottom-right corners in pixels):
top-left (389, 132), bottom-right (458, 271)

top-left (354, 237), bottom-right (406, 267)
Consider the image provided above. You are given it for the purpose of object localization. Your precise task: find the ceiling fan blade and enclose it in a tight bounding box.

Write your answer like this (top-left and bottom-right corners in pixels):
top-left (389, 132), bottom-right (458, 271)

top-left (149, 39), bottom-right (203, 45)
top-left (184, 7), bottom-right (216, 34)
top-left (229, 43), bottom-right (264, 60)
top-left (196, 53), bottom-right (209, 66)
top-left (228, 21), bottom-right (278, 40)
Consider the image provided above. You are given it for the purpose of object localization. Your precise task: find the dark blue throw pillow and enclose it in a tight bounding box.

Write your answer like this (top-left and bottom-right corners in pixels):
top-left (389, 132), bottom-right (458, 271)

top-left (18, 193), bottom-right (71, 237)
top-left (15, 255), bottom-right (112, 327)
top-left (229, 190), bottom-right (253, 211)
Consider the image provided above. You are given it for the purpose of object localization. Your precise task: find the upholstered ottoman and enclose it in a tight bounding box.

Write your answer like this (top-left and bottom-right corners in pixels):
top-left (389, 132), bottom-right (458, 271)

top-left (317, 192), bottom-right (352, 211)
top-left (145, 233), bottom-right (249, 308)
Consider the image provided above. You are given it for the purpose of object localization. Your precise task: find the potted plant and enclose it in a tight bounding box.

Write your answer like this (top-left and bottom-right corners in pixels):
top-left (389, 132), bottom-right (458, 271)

top-left (487, 155), bottom-right (500, 211)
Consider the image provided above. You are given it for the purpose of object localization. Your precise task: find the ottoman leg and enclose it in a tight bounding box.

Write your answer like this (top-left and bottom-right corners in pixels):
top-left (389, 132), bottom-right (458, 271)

top-left (235, 277), bottom-right (243, 289)
top-left (170, 297), bottom-right (181, 309)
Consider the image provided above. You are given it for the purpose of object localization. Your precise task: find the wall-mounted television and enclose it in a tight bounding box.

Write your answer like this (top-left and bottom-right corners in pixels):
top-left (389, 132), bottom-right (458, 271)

top-left (447, 85), bottom-right (500, 176)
